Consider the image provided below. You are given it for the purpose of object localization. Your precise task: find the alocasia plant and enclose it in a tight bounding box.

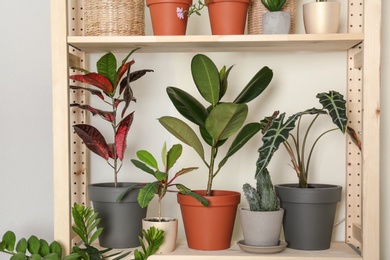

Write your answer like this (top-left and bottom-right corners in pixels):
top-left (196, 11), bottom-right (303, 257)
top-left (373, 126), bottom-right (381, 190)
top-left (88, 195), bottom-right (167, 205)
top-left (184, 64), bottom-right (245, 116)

top-left (69, 49), bottom-right (153, 187)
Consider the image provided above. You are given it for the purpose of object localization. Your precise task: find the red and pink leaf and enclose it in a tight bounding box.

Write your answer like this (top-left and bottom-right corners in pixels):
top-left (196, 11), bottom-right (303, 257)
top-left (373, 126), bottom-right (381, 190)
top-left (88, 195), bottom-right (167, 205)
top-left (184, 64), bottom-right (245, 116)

top-left (116, 60), bottom-right (135, 88)
top-left (70, 73), bottom-right (114, 95)
top-left (70, 104), bottom-right (115, 122)
top-left (115, 112), bottom-right (135, 160)
top-left (73, 124), bottom-right (110, 160)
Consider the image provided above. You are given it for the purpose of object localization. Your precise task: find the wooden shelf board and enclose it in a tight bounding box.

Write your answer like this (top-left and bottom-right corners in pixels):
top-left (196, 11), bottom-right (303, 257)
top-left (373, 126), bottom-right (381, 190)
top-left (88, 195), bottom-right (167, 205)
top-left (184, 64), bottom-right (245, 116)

top-left (147, 242), bottom-right (362, 260)
top-left (68, 34), bottom-right (364, 53)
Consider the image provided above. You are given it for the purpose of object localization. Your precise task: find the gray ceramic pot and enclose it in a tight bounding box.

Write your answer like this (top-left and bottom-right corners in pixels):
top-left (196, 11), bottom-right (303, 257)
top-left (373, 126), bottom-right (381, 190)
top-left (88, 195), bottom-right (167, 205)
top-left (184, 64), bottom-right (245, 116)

top-left (88, 182), bottom-right (147, 248)
top-left (262, 11), bottom-right (291, 34)
top-left (275, 183), bottom-right (342, 250)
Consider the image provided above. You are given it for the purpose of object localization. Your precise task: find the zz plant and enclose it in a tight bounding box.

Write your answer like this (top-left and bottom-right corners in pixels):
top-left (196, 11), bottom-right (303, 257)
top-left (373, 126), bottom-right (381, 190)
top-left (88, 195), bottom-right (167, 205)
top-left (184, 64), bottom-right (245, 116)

top-left (256, 90), bottom-right (361, 188)
top-left (70, 49), bottom-right (153, 187)
top-left (159, 54), bottom-right (273, 196)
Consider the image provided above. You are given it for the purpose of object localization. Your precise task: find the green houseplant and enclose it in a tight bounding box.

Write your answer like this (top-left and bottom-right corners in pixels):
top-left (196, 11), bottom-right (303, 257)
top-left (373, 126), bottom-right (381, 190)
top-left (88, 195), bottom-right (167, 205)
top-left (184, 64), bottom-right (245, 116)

top-left (130, 142), bottom-right (208, 253)
top-left (159, 53), bottom-right (273, 250)
top-left (260, 0), bottom-right (290, 34)
top-left (69, 49), bottom-right (153, 249)
top-left (255, 90), bottom-right (361, 250)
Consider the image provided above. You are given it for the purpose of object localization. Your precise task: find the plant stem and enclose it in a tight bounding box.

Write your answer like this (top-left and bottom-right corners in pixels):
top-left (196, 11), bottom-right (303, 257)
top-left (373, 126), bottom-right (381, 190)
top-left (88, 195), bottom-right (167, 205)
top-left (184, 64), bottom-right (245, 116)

top-left (206, 143), bottom-right (218, 196)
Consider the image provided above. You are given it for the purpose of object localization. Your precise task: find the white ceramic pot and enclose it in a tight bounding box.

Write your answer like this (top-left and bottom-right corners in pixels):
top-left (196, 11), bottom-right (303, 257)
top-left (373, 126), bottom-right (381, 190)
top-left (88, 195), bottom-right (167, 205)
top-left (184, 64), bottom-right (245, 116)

top-left (142, 217), bottom-right (178, 254)
top-left (303, 1), bottom-right (340, 34)
top-left (239, 208), bottom-right (284, 247)
top-left (262, 11), bottom-right (291, 34)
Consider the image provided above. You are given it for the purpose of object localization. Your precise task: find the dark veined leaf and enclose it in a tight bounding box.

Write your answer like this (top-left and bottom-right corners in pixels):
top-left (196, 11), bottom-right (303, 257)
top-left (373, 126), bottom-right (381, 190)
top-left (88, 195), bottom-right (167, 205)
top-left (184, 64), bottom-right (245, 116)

top-left (16, 238), bottom-right (27, 253)
top-left (136, 150), bottom-right (158, 169)
top-left (316, 91), bottom-right (348, 133)
top-left (191, 54), bottom-right (221, 106)
top-left (73, 124), bottom-right (109, 160)
top-left (116, 60), bottom-right (134, 89)
top-left (176, 184), bottom-right (209, 206)
top-left (219, 65), bottom-right (234, 100)
top-left (116, 48), bottom-right (139, 86)
top-left (70, 104), bottom-right (115, 122)
top-left (69, 85), bottom-right (105, 100)
top-left (159, 116), bottom-right (205, 160)
top-left (27, 236), bottom-right (40, 255)
top-left (256, 112), bottom-right (301, 177)
top-left (115, 112), bottom-right (134, 161)
top-left (138, 182), bottom-right (159, 208)
top-left (69, 73), bottom-right (114, 96)
top-left (234, 66), bottom-right (273, 104)
top-left (97, 52), bottom-right (117, 88)
top-left (131, 159), bottom-right (156, 175)
top-left (120, 84), bottom-right (134, 118)
top-left (167, 87), bottom-right (208, 127)
top-left (219, 122), bottom-right (262, 169)
top-left (2, 231), bottom-right (16, 251)
top-left (166, 144), bottom-right (182, 171)
top-left (205, 103), bottom-right (248, 141)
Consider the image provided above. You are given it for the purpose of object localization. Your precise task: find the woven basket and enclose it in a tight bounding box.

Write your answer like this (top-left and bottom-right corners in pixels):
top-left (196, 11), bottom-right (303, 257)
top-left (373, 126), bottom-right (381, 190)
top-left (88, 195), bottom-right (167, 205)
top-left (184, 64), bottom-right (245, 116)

top-left (247, 0), bottom-right (296, 34)
top-left (84, 0), bottom-right (145, 36)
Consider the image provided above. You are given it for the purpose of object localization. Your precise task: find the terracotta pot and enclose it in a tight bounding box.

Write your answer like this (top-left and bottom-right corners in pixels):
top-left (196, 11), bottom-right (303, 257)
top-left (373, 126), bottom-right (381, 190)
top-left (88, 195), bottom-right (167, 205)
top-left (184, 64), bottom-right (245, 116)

top-left (142, 217), bottom-right (178, 254)
top-left (177, 190), bottom-right (241, 250)
top-left (147, 0), bottom-right (192, 35)
top-left (207, 0), bottom-right (251, 35)
top-left (303, 2), bottom-right (340, 34)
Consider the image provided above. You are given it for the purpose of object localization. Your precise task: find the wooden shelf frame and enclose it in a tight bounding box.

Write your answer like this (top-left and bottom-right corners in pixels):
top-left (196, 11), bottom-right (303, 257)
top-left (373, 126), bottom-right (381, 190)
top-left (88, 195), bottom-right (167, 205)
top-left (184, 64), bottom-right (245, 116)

top-left (50, 0), bottom-right (381, 259)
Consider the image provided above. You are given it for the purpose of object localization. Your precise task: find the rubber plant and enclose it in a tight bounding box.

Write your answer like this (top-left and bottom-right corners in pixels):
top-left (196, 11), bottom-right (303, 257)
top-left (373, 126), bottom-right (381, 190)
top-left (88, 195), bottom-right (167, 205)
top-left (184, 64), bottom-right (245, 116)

top-left (69, 49), bottom-right (153, 187)
top-left (129, 142), bottom-right (209, 219)
top-left (256, 90), bottom-right (362, 188)
top-left (159, 54), bottom-right (273, 196)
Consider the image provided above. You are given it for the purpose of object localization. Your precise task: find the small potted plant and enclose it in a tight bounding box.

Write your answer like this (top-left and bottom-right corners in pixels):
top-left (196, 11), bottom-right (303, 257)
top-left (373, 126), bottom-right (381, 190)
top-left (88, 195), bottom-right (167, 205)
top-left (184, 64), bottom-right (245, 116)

top-left (303, 0), bottom-right (341, 34)
top-left (129, 142), bottom-right (208, 254)
top-left (158, 53), bottom-right (273, 250)
top-left (69, 49), bottom-right (153, 248)
top-left (261, 0), bottom-right (291, 34)
top-left (256, 90), bottom-right (361, 250)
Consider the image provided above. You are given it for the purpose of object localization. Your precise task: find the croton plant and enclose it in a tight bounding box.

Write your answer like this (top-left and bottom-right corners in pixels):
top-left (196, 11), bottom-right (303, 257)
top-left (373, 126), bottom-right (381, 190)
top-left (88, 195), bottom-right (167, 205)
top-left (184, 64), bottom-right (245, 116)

top-left (69, 49), bottom-right (153, 187)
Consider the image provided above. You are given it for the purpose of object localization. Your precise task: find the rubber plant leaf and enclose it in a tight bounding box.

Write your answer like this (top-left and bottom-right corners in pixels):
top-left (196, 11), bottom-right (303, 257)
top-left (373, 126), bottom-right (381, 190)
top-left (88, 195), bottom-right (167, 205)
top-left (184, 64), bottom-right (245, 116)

top-left (166, 143), bottom-right (182, 171)
top-left (191, 54), bottom-right (220, 107)
top-left (70, 73), bottom-right (114, 95)
top-left (219, 122), bottom-right (262, 169)
top-left (138, 182), bottom-right (159, 208)
top-left (69, 85), bottom-right (104, 100)
top-left (234, 66), bottom-right (273, 104)
top-left (219, 65), bottom-right (234, 99)
top-left (205, 103), bottom-right (248, 141)
top-left (73, 124), bottom-right (110, 160)
top-left (136, 150), bottom-right (158, 169)
top-left (115, 112), bottom-right (134, 161)
top-left (167, 87), bottom-right (208, 127)
top-left (70, 104), bottom-right (115, 122)
top-left (159, 116), bottom-right (205, 160)
top-left (316, 91), bottom-right (348, 133)
top-left (199, 126), bottom-right (227, 147)
top-left (96, 52), bottom-right (117, 89)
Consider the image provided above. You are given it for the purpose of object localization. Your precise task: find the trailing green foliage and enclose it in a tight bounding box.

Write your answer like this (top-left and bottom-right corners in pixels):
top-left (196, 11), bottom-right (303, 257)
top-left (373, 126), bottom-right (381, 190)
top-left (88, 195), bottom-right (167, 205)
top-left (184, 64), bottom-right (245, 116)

top-left (159, 54), bottom-right (273, 195)
top-left (129, 142), bottom-right (208, 214)
top-left (256, 91), bottom-right (361, 188)
top-left (261, 0), bottom-right (287, 12)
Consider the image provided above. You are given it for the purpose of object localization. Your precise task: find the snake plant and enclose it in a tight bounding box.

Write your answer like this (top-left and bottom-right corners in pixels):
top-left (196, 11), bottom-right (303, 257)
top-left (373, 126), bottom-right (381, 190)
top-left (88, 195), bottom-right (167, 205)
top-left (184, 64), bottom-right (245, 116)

top-left (261, 0), bottom-right (287, 12)
top-left (256, 90), bottom-right (361, 188)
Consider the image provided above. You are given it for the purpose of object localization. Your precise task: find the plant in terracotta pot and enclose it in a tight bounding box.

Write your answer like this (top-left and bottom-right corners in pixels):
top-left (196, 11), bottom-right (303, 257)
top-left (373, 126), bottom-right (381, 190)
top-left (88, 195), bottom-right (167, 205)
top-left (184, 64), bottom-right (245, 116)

top-left (129, 142), bottom-right (209, 253)
top-left (261, 0), bottom-right (291, 34)
top-left (69, 49), bottom-right (154, 249)
top-left (256, 90), bottom-right (361, 250)
top-left (303, 0), bottom-right (341, 34)
top-left (158, 53), bottom-right (273, 250)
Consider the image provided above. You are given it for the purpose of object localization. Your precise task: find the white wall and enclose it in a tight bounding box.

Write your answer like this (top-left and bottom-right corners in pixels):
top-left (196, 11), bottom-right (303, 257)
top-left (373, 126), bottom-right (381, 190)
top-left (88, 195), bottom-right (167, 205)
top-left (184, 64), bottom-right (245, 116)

top-left (0, 0), bottom-right (388, 259)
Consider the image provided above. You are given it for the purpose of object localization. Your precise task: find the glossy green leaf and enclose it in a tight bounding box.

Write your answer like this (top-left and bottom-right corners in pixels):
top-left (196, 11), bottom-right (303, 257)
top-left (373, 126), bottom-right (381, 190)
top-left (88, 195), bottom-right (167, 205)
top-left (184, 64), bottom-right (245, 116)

top-left (49, 241), bottom-right (62, 258)
top-left (43, 253), bottom-right (61, 260)
top-left (137, 150), bottom-right (158, 169)
top-left (191, 54), bottom-right (221, 106)
top-left (97, 52), bottom-right (117, 88)
top-left (2, 231), bottom-right (16, 251)
top-left (11, 252), bottom-right (27, 260)
top-left (316, 91), bottom-right (348, 133)
top-left (234, 66), bottom-right (273, 104)
top-left (176, 184), bottom-right (209, 206)
top-left (16, 238), bottom-right (27, 253)
top-left (161, 142), bottom-right (167, 168)
top-left (155, 171), bottom-right (168, 181)
top-left (132, 159), bottom-right (155, 176)
top-left (167, 87), bottom-right (208, 127)
top-left (159, 116), bottom-right (205, 160)
top-left (219, 65), bottom-right (234, 99)
top-left (89, 227), bottom-right (103, 245)
top-left (205, 103), bottom-right (248, 141)
top-left (166, 144), bottom-right (182, 171)
top-left (39, 240), bottom-right (50, 256)
top-left (138, 182), bottom-right (159, 208)
top-left (27, 236), bottom-right (40, 255)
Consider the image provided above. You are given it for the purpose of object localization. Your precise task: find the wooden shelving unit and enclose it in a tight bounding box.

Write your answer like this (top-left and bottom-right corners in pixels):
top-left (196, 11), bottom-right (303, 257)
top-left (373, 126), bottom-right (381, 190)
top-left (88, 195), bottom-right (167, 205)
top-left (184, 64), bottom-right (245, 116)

top-left (50, 0), bottom-right (381, 259)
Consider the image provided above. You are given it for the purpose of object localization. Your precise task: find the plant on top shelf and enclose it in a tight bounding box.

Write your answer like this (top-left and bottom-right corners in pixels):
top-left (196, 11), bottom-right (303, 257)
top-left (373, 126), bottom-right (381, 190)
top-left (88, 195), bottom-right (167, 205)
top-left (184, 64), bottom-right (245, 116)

top-left (256, 90), bottom-right (361, 188)
top-left (69, 49), bottom-right (153, 187)
top-left (261, 0), bottom-right (286, 12)
top-left (128, 142), bottom-right (209, 219)
top-left (158, 54), bottom-right (273, 196)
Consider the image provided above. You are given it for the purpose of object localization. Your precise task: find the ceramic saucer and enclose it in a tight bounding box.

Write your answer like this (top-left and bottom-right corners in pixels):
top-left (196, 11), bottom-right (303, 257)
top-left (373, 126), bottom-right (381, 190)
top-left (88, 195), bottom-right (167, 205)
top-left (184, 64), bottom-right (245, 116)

top-left (237, 240), bottom-right (288, 254)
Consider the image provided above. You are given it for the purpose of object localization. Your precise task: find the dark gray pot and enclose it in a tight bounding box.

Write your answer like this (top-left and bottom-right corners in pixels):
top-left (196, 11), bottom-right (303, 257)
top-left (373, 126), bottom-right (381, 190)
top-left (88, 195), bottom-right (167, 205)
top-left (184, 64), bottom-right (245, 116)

top-left (275, 184), bottom-right (342, 250)
top-left (88, 182), bottom-right (147, 249)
